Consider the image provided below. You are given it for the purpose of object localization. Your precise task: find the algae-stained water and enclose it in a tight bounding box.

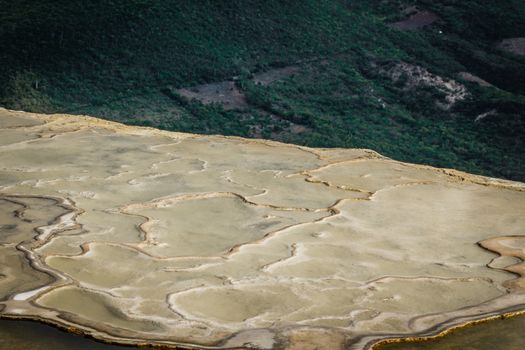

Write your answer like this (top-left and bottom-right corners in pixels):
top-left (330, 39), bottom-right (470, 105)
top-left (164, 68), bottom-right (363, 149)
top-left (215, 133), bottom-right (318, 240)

top-left (1, 317), bottom-right (524, 350)
top-left (0, 320), bottom-right (154, 350)
top-left (378, 315), bottom-right (525, 350)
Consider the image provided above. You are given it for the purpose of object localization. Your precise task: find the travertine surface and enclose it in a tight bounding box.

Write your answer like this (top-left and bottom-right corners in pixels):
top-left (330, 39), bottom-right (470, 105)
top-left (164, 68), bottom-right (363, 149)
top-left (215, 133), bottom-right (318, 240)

top-left (0, 108), bottom-right (524, 349)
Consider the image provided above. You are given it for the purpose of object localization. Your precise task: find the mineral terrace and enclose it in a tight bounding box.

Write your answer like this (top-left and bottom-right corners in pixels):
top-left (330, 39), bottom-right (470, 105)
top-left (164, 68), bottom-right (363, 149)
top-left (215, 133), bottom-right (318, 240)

top-left (0, 108), bottom-right (524, 349)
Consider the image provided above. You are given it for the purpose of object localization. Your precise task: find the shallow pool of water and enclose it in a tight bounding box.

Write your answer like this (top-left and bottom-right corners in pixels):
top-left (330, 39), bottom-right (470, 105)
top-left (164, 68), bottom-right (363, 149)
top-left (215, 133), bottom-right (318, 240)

top-left (1, 315), bottom-right (525, 350)
top-left (378, 315), bottom-right (525, 350)
top-left (0, 319), bottom-right (154, 350)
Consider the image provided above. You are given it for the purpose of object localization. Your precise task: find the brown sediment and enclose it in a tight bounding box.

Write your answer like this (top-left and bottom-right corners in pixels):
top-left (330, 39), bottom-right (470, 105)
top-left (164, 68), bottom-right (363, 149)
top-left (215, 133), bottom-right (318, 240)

top-left (1, 108), bottom-right (525, 350)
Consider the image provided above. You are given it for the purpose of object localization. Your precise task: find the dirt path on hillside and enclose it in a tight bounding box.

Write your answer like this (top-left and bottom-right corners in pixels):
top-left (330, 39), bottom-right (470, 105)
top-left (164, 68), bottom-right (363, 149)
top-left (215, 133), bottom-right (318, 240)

top-left (389, 10), bottom-right (438, 31)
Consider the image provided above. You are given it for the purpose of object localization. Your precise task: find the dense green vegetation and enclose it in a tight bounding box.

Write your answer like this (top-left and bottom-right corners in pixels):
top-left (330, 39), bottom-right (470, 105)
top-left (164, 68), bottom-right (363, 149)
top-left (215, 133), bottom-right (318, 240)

top-left (1, 0), bottom-right (524, 181)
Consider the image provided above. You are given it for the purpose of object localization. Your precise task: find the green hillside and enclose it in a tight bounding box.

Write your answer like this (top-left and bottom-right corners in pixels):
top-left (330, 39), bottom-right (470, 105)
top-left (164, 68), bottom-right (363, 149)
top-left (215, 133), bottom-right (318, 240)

top-left (1, 0), bottom-right (524, 180)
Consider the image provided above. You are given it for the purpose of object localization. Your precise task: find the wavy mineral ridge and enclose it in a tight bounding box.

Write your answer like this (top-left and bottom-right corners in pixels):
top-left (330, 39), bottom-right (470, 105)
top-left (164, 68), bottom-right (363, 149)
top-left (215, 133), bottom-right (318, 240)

top-left (0, 108), bottom-right (524, 350)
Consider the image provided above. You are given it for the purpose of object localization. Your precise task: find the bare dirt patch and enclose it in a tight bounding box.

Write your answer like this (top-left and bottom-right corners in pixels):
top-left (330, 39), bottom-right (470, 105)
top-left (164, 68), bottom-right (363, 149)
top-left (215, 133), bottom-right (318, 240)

top-left (270, 121), bottom-right (310, 140)
top-left (247, 111), bottom-right (310, 140)
top-left (497, 38), bottom-right (525, 56)
top-left (457, 72), bottom-right (493, 87)
top-left (389, 10), bottom-right (439, 31)
top-left (176, 81), bottom-right (248, 110)
top-left (176, 66), bottom-right (301, 110)
top-left (252, 66), bottom-right (300, 86)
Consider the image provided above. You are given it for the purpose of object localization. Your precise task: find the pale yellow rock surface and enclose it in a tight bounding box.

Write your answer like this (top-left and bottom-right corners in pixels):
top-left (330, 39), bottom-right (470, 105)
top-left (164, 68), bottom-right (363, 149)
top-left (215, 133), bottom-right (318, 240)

top-left (0, 108), bottom-right (524, 349)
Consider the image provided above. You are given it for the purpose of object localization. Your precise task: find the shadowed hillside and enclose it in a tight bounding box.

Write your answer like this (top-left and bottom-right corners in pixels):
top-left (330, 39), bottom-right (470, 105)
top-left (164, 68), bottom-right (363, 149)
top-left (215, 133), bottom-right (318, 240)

top-left (1, 0), bottom-right (524, 180)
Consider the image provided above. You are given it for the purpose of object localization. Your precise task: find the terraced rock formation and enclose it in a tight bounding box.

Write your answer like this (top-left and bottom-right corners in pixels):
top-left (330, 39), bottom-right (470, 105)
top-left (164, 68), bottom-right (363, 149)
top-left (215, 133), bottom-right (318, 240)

top-left (0, 108), bottom-right (524, 349)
